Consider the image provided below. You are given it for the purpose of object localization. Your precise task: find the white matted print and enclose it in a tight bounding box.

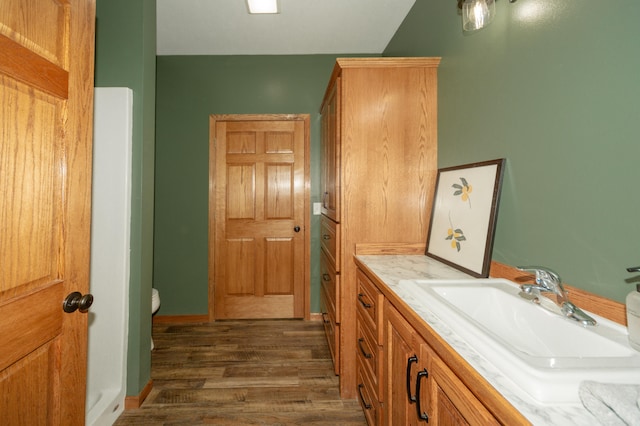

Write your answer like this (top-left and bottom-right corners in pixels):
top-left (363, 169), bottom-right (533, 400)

top-left (426, 158), bottom-right (505, 277)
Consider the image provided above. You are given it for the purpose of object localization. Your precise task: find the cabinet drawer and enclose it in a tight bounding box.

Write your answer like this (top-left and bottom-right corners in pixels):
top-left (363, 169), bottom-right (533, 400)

top-left (320, 250), bottom-right (340, 323)
top-left (357, 361), bottom-right (382, 426)
top-left (356, 269), bottom-right (383, 343)
top-left (321, 283), bottom-right (340, 375)
top-left (320, 215), bottom-right (340, 270)
top-left (356, 311), bottom-right (383, 400)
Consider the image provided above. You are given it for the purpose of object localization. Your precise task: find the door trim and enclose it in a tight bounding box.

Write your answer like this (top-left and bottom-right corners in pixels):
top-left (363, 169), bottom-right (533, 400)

top-left (208, 114), bottom-right (311, 321)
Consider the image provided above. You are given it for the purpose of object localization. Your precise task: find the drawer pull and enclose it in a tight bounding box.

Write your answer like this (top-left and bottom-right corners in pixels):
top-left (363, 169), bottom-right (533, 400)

top-left (357, 293), bottom-right (372, 309)
top-left (358, 338), bottom-right (373, 359)
top-left (358, 383), bottom-right (373, 410)
top-left (406, 355), bottom-right (418, 403)
top-left (415, 368), bottom-right (430, 422)
top-left (322, 234), bottom-right (331, 240)
top-left (322, 273), bottom-right (331, 282)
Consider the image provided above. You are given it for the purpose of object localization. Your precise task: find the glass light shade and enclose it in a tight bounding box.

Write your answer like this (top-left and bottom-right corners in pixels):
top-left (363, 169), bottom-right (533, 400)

top-left (462, 0), bottom-right (495, 31)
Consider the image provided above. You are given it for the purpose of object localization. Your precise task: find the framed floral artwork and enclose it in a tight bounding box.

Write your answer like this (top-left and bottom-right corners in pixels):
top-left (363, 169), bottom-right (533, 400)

top-left (425, 158), bottom-right (506, 277)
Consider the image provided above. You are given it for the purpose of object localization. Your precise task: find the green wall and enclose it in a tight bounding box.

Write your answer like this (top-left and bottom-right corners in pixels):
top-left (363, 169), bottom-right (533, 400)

top-left (154, 55), bottom-right (343, 315)
top-left (385, 0), bottom-right (640, 302)
top-left (95, 0), bottom-right (156, 396)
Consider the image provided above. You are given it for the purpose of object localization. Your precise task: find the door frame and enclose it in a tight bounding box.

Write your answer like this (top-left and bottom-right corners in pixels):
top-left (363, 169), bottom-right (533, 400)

top-left (208, 113), bottom-right (311, 321)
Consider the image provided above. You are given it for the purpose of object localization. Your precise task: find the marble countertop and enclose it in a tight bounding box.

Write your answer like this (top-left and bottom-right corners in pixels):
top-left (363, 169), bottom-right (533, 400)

top-left (355, 254), bottom-right (598, 426)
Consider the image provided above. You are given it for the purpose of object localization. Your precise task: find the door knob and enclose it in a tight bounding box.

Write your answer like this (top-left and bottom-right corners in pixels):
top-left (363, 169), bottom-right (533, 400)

top-left (294, 226), bottom-right (301, 232)
top-left (63, 291), bottom-right (94, 313)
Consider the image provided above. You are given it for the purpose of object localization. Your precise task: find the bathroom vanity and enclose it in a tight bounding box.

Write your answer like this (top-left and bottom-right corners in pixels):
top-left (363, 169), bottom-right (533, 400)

top-left (353, 252), bottom-right (624, 425)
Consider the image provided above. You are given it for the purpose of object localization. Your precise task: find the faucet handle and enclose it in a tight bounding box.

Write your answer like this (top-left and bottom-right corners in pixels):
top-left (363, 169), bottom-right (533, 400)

top-left (517, 266), bottom-right (562, 288)
top-left (628, 266), bottom-right (640, 273)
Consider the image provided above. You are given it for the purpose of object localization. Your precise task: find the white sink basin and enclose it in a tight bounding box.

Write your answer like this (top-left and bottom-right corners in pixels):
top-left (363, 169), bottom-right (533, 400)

top-left (400, 278), bottom-right (640, 405)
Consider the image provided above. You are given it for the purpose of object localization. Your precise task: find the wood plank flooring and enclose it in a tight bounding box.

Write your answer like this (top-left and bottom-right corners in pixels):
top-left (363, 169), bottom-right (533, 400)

top-left (115, 319), bottom-right (367, 425)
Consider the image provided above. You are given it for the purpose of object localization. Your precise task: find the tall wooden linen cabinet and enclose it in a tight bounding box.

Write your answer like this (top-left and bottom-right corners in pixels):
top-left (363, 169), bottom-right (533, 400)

top-left (319, 58), bottom-right (441, 399)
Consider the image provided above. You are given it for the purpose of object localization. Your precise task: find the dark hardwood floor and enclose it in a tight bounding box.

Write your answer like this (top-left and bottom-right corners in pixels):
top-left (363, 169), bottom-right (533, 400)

top-left (115, 319), bottom-right (367, 425)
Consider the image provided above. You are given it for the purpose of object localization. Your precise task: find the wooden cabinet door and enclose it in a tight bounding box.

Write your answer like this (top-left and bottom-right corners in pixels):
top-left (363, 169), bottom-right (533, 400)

top-left (210, 115), bottom-right (308, 319)
top-left (431, 356), bottom-right (499, 426)
top-left (0, 0), bottom-right (96, 424)
top-left (320, 77), bottom-right (340, 222)
top-left (385, 303), bottom-right (431, 426)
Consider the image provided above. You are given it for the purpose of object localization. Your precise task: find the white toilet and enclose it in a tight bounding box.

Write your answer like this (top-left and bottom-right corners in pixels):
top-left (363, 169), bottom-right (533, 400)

top-left (151, 288), bottom-right (160, 350)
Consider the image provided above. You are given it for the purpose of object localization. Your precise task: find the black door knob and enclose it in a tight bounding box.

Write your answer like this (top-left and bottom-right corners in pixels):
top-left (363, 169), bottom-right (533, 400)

top-left (294, 226), bottom-right (301, 232)
top-left (63, 291), bottom-right (94, 313)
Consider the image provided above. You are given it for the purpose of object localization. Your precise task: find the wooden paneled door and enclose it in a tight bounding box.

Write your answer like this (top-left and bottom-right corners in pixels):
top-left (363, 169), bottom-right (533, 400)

top-left (0, 0), bottom-right (96, 425)
top-left (209, 115), bottom-right (310, 320)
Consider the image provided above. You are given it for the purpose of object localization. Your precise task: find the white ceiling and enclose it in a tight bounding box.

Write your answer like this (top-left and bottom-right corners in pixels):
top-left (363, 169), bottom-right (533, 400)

top-left (156, 0), bottom-right (416, 56)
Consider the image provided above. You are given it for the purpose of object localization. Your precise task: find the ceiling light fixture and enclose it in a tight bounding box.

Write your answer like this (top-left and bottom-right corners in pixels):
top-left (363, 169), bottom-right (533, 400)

top-left (457, 0), bottom-right (516, 32)
top-left (247, 0), bottom-right (279, 14)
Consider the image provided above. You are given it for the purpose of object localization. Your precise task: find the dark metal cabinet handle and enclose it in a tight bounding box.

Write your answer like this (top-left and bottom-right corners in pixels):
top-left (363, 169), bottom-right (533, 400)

top-left (357, 293), bottom-right (372, 309)
top-left (406, 355), bottom-right (418, 403)
top-left (358, 338), bottom-right (373, 359)
top-left (322, 273), bottom-right (331, 282)
top-left (357, 384), bottom-right (372, 410)
top-left (322, 234), bottom-right (331, 240)
top-left (416, 368), bottom-right (430, 422)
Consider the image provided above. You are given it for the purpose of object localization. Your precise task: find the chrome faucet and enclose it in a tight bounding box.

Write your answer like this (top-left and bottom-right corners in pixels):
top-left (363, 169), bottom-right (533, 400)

top-left (517, 266), bottom-right (597, 326)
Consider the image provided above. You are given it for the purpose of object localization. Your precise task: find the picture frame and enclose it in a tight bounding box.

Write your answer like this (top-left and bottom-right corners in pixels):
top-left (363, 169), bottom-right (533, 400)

top-left (425, 158), bottom-right (506, 277)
